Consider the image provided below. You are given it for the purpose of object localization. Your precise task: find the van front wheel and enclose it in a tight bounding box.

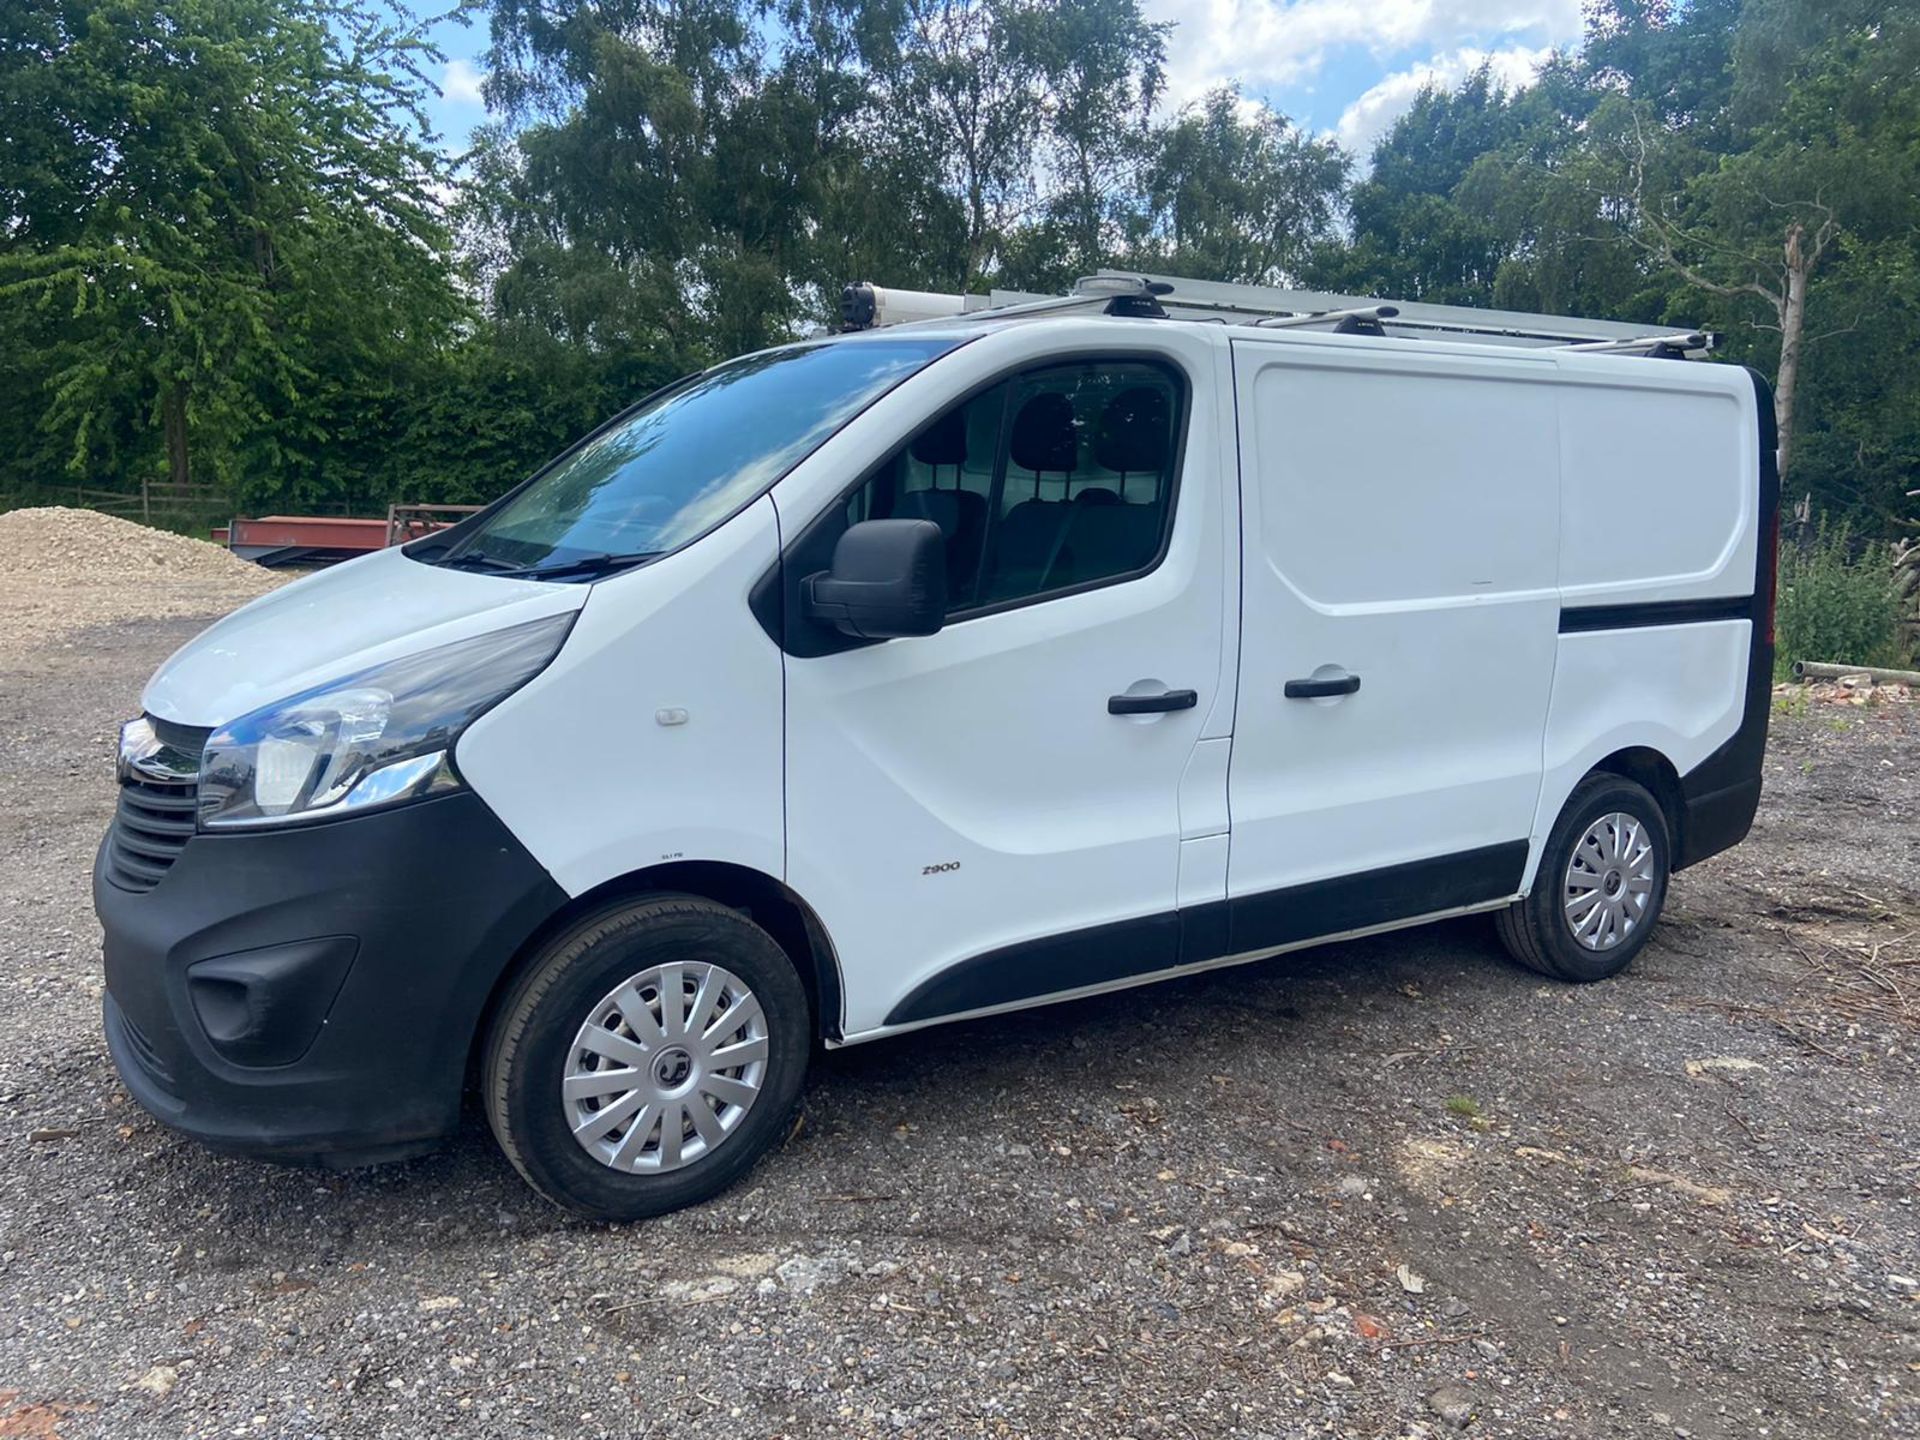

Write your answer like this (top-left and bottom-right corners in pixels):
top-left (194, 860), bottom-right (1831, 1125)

top-left (1496, 774), bottom-right (1671, 983)
top-left (483, 894), bottom-right (811, 1221)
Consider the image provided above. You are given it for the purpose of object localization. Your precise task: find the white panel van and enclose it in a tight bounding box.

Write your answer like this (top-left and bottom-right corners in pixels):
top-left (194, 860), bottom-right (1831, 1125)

top-left (96, 279), bottom-right (1778, 1219)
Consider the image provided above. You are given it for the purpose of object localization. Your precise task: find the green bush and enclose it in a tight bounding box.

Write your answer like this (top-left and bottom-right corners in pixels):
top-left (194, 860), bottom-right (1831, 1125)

top-left (1775, 522), bottom-right (1910, 677)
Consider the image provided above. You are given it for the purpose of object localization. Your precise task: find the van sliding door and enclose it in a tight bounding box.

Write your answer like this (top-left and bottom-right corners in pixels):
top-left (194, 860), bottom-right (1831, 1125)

top-left (1222, 341), bottom-right (1560, 950)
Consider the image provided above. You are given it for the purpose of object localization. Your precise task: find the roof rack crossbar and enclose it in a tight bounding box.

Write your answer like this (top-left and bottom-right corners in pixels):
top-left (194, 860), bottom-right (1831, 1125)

top-left (1253, 304), bottom-right (1400, 330)
top-left (1557, 331), bottom-right (1713, 355)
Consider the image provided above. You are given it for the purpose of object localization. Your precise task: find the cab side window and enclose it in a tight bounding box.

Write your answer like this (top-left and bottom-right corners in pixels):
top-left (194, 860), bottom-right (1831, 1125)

top-left (848, 359), bottom-right (1182, 614)
top-left (843, 384), bottom-right (1003, 607)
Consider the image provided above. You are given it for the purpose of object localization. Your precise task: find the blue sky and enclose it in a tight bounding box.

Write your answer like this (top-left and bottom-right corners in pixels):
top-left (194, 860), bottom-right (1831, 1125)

top-left (417, 0), bottom-right (1587, 162)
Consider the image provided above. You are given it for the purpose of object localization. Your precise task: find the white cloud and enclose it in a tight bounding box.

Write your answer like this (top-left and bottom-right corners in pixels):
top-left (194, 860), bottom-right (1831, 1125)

top-left (1333, 43), bottom-right (1553, 157)
top-left (442, 57), bottom-right (488, 107)
top-left (1147, 0), bottom-right (1581, 110)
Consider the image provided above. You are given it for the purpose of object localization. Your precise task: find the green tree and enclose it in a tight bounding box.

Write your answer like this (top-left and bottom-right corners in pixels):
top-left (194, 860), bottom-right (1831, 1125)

top-left (1130, 88), bottom-right (1348, 286)
top-left (1597, 8), bottom-right (1920, 490)
top-left (1014, 0), bottom-right (1168, 288)
top-left (891, 0), bottom-right (1048, 289)
top-left (1306, 66), bottom-right (1567, 307)
top-left (0, 0), bottom-right (463, 498)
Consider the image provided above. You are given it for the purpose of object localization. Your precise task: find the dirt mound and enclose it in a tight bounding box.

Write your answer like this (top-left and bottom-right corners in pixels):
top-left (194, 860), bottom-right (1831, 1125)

top-left (0, 506), bottom-right (285, 655)
top-left (0, 506), bottom-right (267, 582)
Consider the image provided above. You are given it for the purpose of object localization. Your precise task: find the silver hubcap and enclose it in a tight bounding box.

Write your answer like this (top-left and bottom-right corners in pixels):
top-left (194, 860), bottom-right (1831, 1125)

top-left (564, 962), bottom-right (769, 1173)
top-left (1564, 811), bottom-right (1657, 951)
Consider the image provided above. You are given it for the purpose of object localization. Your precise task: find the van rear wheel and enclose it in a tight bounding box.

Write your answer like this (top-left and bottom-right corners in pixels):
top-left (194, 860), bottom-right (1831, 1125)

top-left (1496, 774), bottom-right (1671, 983)
top-left (483, 894), bottom-right (810, 1221)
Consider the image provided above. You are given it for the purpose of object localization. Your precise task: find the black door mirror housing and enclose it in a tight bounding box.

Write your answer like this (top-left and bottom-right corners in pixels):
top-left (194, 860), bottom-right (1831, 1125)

top-left (802, 519), bottom-right (947, 639)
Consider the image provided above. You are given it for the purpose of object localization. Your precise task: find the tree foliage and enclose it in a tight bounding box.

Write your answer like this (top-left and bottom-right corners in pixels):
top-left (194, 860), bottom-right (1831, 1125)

top-left (3, 0), bottom-right (1917, 541)
top-left (0, 0), bottom-right (464, 504)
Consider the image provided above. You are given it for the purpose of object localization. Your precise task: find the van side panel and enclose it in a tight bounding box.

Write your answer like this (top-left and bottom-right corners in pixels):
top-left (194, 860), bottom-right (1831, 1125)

top-left (1525, 364), bottom-right (1773, 889)
top-left (457, 496), bottom-right (787, 897)
top-left (1530, 619), bottom-right (1751, 882)
top-left (1557, 381), bottom-right (1755, 606)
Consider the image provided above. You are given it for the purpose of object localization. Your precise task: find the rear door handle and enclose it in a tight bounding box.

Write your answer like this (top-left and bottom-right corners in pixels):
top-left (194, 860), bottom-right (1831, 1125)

top-left (1284, 674), bottom-right (1361, 699)
top-left (1108, 688), bottom-right (1198, 715)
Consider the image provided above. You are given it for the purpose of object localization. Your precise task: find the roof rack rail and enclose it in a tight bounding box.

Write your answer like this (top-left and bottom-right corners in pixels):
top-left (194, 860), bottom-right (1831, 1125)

top-left (841, 269), bottom-right (1710, 358)
top-left (1078, 272), bottom-right (1709, 354)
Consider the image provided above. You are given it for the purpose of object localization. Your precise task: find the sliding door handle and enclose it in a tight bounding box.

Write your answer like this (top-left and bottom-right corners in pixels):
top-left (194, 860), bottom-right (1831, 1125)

top-left (1108, 688), bottom-right (1198, 715)
top-left (1284, 674), bottom-right (1361, 699)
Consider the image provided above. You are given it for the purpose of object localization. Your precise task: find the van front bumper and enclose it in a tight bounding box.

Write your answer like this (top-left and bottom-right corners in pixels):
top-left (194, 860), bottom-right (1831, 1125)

top-left (95, 790), bottom-right (565, 1166)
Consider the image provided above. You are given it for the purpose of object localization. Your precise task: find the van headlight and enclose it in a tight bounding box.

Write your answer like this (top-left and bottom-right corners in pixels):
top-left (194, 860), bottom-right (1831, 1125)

top-left (197, 612), bottom-right (574, 829)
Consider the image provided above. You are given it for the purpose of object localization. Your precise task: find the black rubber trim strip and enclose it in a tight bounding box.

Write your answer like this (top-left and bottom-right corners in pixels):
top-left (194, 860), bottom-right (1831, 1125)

top-left (1558, 596), bottom-right (1752, 633)
top-left (883, 839), bottom-right (1529, 1027)
top-left (1223, 840), bottom-right (1528, 958)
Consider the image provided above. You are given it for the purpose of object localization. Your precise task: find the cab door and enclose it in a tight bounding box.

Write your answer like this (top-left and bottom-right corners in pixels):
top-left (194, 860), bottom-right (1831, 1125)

top-left (778, 337), bottom-right (1231, 1038)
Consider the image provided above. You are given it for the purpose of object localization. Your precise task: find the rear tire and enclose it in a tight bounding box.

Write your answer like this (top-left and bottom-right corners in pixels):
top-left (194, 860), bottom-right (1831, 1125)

top-left (484, 894), bottom-right (811, 1221)
top-left (1496, 774), bottom-right (1671, 982)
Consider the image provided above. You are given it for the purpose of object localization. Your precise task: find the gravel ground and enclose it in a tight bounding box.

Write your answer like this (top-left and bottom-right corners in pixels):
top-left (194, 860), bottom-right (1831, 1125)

top-left (0, 509), bottom-right (280, 657)
top-left (1, 612), bottom-right (1916, 1440)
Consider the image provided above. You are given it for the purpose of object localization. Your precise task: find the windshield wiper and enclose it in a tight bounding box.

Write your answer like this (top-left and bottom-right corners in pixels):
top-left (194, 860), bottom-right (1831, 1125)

top-left (438, 549), bottom-right (523, 574)
top-left (506, 551), bottom-right (661, 582)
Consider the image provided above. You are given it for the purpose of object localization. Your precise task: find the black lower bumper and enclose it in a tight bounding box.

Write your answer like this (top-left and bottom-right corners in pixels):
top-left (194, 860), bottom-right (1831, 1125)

top-left (1676, 774), bottom-right (1763, 871)
top-left (96, 789), bottom-right (565, 1165)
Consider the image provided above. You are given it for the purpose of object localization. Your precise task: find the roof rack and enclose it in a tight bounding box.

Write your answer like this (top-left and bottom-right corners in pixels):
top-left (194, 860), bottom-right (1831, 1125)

top-left (840, 270), bottom-right (1710, 357)
top-left (1071, 272), bottom-right (1711, 355)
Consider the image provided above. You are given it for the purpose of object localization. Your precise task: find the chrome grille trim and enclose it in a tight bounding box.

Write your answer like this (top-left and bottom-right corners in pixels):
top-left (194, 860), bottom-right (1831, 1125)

top-left (105, 715), bottom-right (210, 893)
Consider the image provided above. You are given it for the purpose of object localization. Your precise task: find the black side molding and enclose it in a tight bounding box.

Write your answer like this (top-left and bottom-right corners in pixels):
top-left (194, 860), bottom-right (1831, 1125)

top-left (1559, 596), bottom-right (1752, 633)
top-left (1217, 840), bottom-right (1527, 959)
top-left (883, 839), bottom-right (1529, 1027)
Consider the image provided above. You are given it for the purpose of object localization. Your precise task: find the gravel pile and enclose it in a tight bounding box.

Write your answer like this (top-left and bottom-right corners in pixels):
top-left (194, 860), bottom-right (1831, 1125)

top-left (0, 507), bottom-right (282, 655)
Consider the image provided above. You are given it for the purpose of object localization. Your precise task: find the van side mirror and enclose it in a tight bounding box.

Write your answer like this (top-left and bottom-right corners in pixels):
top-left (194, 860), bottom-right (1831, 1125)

top-left (802, 519), bottom-right (947, 640)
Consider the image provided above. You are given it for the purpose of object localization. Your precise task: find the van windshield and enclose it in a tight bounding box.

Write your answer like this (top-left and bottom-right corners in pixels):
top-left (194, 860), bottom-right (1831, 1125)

top-left (431, 336), bottom-right (964, 578)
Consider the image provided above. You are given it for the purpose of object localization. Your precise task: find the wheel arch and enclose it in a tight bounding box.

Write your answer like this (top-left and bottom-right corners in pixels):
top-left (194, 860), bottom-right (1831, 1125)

top-left (1587, 746), bottom-right (1685, 860)
top-left (1525, 744), bottom-right (1687, 894)
top-left (467, 861), bottom-right (846, 1086)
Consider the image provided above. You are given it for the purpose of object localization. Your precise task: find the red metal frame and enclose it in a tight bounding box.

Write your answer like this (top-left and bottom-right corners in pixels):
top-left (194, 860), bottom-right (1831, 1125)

top-left (223, 506), bottom-right (482, 562)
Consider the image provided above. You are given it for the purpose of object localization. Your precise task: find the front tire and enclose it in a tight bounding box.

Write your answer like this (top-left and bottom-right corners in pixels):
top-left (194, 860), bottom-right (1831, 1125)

top-left (484, 894), bottom-right (811, 1221)
top-left (1496, 774), bottom-right (1671, 982)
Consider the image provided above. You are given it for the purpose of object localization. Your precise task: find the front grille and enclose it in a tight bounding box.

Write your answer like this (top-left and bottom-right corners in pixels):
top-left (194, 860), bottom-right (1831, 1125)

top-left (105, 777), bottom-right (199, 892)
top-left (106, 714), bottom-right (210, 894)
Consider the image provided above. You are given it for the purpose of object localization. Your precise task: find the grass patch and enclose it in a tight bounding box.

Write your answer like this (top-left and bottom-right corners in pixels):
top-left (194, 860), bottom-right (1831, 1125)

top-left (1776, 521), bottom-right (1910, 678)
